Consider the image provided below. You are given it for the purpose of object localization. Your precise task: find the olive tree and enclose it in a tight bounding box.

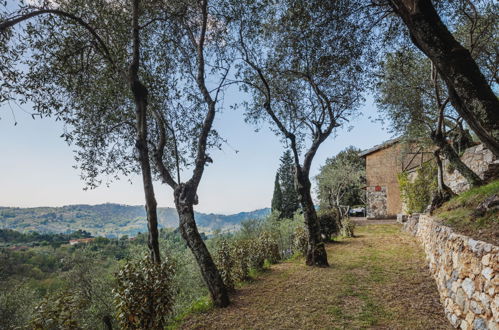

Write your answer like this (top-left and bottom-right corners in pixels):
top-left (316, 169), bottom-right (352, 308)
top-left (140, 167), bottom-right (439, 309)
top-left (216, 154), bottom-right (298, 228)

top-left (372, 0), bottom-right (499, 157)
top-left (316, 147), bottom-right (366, 216)
top-left (1, 0), bottom-right (230, 306)
top-left (376, 49), bottom-right (483, 195)
top-left (1, 0), bottom-right (163, 263)
top-left (148, 0), bottom-right (232, 307)
top-left (227, 0), bottom-right (370, 266)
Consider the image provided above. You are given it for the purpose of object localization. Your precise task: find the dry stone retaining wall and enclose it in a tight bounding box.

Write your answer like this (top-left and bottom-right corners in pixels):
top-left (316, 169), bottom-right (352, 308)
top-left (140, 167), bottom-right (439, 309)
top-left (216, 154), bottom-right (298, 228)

top-left (404, 214), bottom-right (498, 329)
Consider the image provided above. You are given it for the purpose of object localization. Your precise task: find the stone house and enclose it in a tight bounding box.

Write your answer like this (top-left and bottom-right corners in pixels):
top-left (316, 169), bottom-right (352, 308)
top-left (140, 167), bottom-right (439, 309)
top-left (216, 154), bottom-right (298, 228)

top-left (360, 138), bottom-right (431, 219)
top-left (361, 138), bottom-right (498, 219)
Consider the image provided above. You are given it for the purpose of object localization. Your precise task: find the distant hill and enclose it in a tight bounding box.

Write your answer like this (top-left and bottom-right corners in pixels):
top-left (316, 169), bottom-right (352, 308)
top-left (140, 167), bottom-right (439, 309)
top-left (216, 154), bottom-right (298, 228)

top-left (0, 204), bottom-right (270, 237)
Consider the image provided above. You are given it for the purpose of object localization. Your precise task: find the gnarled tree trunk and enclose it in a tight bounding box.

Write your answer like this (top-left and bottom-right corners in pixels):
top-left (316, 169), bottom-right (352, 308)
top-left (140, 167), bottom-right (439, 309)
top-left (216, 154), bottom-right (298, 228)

top-left (429, 149), bottom-right (455, 213)
top-left (174, 183), bottom-right (229, 307)
top-left (295, 168), bottom-right (328, 267)
top-left (389, 0), bottom-right (499, 157)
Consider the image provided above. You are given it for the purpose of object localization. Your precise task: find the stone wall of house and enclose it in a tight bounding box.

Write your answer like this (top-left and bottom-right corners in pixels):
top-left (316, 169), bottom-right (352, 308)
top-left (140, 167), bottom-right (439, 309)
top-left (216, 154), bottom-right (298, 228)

top-left (443, 144), bottom-right (499, 194)
top-left (365, 144), bottom-right (403, 217)
top-left (403, 214), bottom-right (498, 329)
top-left (366, 186), bottom-right (387, 218)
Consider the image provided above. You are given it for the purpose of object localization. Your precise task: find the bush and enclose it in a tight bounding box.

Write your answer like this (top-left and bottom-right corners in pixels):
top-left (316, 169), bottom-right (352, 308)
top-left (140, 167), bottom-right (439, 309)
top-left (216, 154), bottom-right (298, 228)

top-left (213, 239), bottom-right (235, 290)
top-left (292, 226), bottom-right (308, 256)
top-left (114, 256), bottom-right (176, 329)
top-left (340, 218), bottom-right (356, 238)
top-left (257, 231), bottom-right (280, 264)
top-left (214, 231), bottom-right (281, 290)
top-left (30, 290), bottom-right (84, 330)
top-left (398, 162), bottom-right (437, 214)
top-left (0, 283), bottom-right (37, 330)
top-left (317, 209), bottom-right (340, 242)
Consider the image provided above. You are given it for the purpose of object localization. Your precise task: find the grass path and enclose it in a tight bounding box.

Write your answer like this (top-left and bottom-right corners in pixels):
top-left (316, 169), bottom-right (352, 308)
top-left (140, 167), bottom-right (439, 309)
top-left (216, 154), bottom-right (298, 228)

top-left (181, 224), bottom-right (451, 329)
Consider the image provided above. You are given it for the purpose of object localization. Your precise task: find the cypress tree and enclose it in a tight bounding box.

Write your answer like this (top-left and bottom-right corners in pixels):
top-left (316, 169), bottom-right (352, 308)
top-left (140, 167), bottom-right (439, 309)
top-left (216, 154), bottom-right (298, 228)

top-left (271, 173), bottom-right (283, 215)
top-left (278, 151), bottom-right (300, 219)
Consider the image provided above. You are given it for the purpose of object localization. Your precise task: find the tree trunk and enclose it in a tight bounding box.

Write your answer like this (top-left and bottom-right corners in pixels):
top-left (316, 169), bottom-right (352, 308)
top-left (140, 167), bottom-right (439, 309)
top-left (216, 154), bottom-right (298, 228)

top-left (431, 131), bottom-right (483, 188)
top-left (174, 183), bottom-right (230, 307)
top-left (447, 85), bottom-right (499, 157)
top-left (390, 0), bottom-right (499, 157)
top-left (102, 315), bottom-right (112, 330)
top-left (429, 149), bottom-right (455, 213)
top-left (295, 169), bottom-right (328, 267)
top-left (130, 0), bottom-right (160, 264)
top-left (435, 149), bottom-right (445, 194)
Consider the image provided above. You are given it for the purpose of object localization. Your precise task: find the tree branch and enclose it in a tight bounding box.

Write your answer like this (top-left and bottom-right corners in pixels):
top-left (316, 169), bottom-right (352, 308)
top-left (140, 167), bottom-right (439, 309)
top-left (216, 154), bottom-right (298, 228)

top-left (0, 8), bottom-right (115, 67)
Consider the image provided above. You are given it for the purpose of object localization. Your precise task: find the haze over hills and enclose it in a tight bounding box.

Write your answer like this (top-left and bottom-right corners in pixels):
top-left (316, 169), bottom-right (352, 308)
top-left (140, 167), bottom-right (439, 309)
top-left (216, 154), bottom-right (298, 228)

top-left (0, 204), bottom-right (271, 237)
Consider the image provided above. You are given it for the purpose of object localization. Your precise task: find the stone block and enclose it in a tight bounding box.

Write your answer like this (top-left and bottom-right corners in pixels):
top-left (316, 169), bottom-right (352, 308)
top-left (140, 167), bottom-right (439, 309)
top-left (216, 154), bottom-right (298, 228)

top-left (396, 214), bottom-right (408, 223)
top-left (482, 267), bottom-right (493, 281)
top-left (473, 317), bottom-right (487, 330)
top-left (462, 278), bottom-right (475, 298)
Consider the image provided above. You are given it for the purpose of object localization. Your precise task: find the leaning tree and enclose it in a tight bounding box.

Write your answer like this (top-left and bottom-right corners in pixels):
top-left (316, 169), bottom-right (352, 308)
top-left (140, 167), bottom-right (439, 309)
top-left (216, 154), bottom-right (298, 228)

top-left (226, 0), bottom-right (371, 266)
top-left (372, 0), bottom-right (499, 157)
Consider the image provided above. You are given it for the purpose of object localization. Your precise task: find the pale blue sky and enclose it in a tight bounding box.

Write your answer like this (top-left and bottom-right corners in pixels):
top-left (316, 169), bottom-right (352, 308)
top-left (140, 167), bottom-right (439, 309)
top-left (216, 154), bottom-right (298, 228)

top-left (0, 92), bottom-right (391, 214)
top-left (0, 2), bottom-right (393, 214)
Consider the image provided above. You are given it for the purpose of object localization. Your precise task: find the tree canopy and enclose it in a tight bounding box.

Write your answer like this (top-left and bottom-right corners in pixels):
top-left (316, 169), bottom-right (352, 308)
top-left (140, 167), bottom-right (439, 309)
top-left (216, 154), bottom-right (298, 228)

top-left (316, 147), bottom-right (365, 213)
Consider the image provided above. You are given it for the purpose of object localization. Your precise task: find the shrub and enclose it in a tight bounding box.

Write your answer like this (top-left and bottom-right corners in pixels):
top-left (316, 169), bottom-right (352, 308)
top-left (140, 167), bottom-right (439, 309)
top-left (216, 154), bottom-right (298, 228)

top-left (257, 231), bottom-right (280, 264)
top-left (230, 239), bottom-right (252, 282)
top-left (340, 218), bottom-right (356, 238)
top-left (213, 239), bottom-right (235, 290)
top-left (317, 209), bottom-right (340, 242)
top-left (1, 283), bottom-right (37, 330)
top-left (214, 231), bottom-right (281, 290)
top-left (114, 256), bottom-right (176, 330)
top-left (292, 226), bottom-right (308, 256)
top-left (30, 290), bottom-right (84, 330)
top-left (398, 162), bottom-right (437, 214)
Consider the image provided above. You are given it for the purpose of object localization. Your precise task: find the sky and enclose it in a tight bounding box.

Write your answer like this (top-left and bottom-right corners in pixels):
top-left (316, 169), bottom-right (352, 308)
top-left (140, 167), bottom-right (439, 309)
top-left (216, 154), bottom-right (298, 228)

top-left (0, 1), bottom-right (393, 214)
top-left (0, 92), bottom-right (392, 214)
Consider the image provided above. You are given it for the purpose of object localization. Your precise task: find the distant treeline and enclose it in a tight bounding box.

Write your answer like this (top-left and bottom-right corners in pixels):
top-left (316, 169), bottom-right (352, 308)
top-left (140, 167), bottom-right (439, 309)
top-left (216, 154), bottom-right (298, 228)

top-left (0, 229), bottom-right (92, 246)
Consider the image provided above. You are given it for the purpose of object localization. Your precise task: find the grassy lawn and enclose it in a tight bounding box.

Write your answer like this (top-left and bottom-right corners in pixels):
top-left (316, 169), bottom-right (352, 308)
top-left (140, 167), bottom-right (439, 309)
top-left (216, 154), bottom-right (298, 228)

top-left (434, 179), bottom-right (499, 245)
top-left (179, 224), bottom-right (450, 329)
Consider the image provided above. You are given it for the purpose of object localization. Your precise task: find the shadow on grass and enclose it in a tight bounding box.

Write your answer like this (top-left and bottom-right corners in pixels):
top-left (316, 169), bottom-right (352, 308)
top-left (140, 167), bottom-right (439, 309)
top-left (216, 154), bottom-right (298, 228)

top-left (328, 240), bottom-right (349, 245)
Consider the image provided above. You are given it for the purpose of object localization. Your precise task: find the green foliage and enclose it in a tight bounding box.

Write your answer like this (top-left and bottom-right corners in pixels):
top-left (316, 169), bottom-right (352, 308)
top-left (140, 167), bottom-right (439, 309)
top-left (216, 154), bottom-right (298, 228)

top-left (214, 231), bottom-right (280, 290)
top-left (316, 147), bottom-right (366, 209)
top-left (0, 228), bottom-right (91, 247)
top-left (272, 151), bottom-right (300, 219)
top-left (340, 218), bottom-right (356, 238)
top-left (60, 251), bottom-right (117, 329)
top-left (213, 215), bottom-right (308, 291)
top-left (30, 290), bottom-right (85, 330)
top-left (317, 209), bottom-right (340, 242)
top-left (114, 255), bottom-right (176, 330)
top-left (213, 239), bottom-right (235, 290)
top-left (271, 172), bottom-right (283, 216)
top-left (0, 283), bottom-right (37, 330)
top-left (292, 226), bottom-right (308, 257)
top-left (398, 162), bottom-right (437, 214)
